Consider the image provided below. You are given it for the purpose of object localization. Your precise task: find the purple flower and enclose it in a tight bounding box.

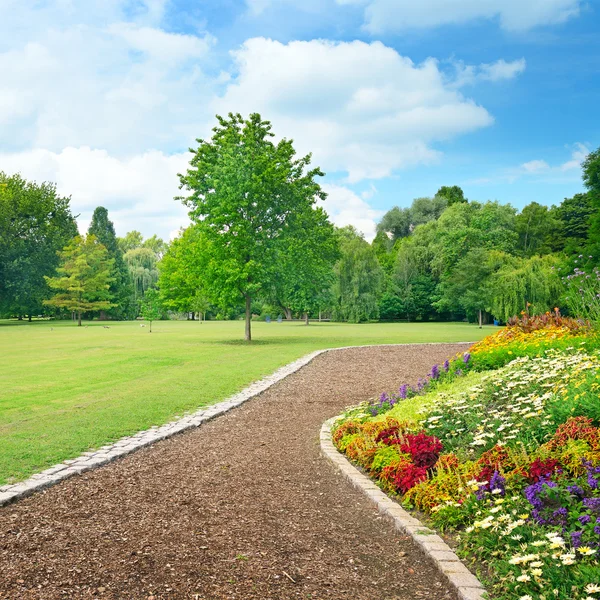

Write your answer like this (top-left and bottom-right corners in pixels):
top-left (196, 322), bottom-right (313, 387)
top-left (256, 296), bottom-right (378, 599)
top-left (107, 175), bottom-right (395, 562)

top-left (455, 369), bottom-right (463, 377)
top-left (443, 359), bottom-right (450, 372)
top-left (379, 392), bottom-right (389, 406)
top-left (567, 485), bottom-right (585, 499)
top-left (571, 531), bottom-right (583, 548)
top-left (579, 514), bottom-right (592, 525)
top-left (490, 471), bottom-right (506, 496)
top-left (586, 462), bottom-right (600, 490)
top-left (430, 364), bottom-right (440, 380)
top-left (463, 352), bottom-right (471, 364)
top-left (524, 478), bottom-right (557, 512)
top-left (398, 384), bottom-right (409, 400)
top-left (583, 498), bottom-right (600, 513)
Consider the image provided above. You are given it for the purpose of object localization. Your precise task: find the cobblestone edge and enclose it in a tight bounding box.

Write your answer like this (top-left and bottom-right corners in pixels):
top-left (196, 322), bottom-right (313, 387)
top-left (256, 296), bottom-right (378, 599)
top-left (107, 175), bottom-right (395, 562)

top-left (320, 418), bottom-right (487, 600)
top-left (0, 341), bottom-right (473, 508)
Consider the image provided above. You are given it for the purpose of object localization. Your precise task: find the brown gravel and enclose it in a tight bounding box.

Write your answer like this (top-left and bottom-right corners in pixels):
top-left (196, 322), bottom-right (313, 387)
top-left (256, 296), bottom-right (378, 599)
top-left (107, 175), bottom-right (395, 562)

top-left (0, 343), bottom-right (471, 600)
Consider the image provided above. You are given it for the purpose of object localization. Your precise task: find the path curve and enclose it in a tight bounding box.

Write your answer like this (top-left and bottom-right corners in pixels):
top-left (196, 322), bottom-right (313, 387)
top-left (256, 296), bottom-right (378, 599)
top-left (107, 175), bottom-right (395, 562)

top-left (0, 343), bottom-right (470, 600)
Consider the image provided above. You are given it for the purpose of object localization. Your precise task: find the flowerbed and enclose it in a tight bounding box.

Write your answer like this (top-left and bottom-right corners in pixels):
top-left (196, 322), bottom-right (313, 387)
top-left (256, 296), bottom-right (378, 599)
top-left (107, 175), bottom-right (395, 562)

top-left (332, 323), bottom-right (600, 600)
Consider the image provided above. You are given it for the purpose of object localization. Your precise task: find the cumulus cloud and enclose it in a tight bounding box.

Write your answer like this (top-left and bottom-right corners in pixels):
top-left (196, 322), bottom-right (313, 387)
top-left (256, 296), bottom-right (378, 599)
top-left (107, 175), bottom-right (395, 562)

top-left (320, 184), bottom-right (384, 241)
top-left (215, 38), bottom-right (493, 182)
top-left (356, 0), bottom-right (581, 33)
top-left (0, 4), bottom-right (215, 155)
top-left (0, 147), bottom-right (191, 239)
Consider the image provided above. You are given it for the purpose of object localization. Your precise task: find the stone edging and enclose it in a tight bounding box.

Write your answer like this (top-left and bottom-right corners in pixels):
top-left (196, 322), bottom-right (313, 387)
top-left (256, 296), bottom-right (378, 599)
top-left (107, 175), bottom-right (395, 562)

top-left (0, 341), bottom-right (473, 508)
top-left (320, 418), bottom-right (486, 600)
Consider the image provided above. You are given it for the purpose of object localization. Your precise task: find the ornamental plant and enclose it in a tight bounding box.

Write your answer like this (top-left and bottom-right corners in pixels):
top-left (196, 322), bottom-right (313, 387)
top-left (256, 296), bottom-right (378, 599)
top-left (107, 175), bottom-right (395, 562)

top-left (332, 328), bottom-right (600, 599)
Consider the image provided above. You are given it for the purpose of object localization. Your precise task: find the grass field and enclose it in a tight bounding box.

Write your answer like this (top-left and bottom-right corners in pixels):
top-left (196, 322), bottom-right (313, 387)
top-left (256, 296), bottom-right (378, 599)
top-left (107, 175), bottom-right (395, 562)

top-left (0, 319), bottom-right (494, 484)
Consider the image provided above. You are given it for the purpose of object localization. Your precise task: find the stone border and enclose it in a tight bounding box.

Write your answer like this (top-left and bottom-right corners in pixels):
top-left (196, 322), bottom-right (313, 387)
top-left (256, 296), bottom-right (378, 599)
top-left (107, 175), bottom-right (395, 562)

top-left (320, 418), bottom-right (486, 600)
top-left (0, 342), bottom-right (473, 508)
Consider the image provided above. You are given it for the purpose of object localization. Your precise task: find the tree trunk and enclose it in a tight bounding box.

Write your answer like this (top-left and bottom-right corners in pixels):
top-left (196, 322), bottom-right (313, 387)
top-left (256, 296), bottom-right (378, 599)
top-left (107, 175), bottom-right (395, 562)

top-left (18, 315), bottom-right (22, 321)
top-left (78, 311), bottom-right (82, 326)
top-left (149, 320), bottom-right (152, 333)
top-left (284, 307), bottom-right (292, 320)
top-left (318, 310), bottom-right (322, 322)
top-left (478, 309), bottom-right (483, 329)
top-left (28, 314), bottom-right (32, 322)
top-left (191, 312), bottom-right (195, 321)
top-left (245, 295), bottom-right (252, 342)
top-left (304, 312), bottom-right (309, 325)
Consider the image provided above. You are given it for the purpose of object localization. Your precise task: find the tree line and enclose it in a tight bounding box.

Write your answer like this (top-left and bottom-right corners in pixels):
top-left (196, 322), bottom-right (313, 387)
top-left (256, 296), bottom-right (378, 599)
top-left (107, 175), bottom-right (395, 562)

top-left (1, 113), bottom-right (599, 338)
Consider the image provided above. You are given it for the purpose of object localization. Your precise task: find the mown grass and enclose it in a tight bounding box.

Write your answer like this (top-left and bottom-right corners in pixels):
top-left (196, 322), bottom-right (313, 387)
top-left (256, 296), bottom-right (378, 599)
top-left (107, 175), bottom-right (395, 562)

top-left (0, 319), bottom-right (493, 484)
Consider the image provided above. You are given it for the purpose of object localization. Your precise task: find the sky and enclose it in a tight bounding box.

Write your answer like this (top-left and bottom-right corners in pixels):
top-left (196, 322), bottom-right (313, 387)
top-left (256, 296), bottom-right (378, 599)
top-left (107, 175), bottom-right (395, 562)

top-left (1, 0), bottom-right (599, 242)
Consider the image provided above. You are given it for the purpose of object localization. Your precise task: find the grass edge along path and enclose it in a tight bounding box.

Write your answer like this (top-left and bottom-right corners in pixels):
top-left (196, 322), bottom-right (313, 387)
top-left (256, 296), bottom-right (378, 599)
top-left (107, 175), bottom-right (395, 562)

top-left (0, 320), bottom-right (491, 484)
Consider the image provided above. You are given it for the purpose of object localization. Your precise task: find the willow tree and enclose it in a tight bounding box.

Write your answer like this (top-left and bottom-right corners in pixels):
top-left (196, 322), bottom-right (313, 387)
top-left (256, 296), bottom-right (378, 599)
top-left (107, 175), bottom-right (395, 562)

top-left (178, 113), bottom-right (327, 341)
top-left (487, 254), bottom-right (563, 322)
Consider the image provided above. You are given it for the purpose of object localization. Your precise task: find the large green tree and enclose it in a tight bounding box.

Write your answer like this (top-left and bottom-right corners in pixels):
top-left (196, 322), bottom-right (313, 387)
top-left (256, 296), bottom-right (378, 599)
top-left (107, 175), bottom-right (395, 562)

top-left (515, 202), bottom-right (560, 257)
top-left (269, 206), bottom-right (339, 323)
top-left (44, 234), bottom-right (115, 326)
top-left (332, 227), bottom-right (383, 323)
top-left (179, 113), bottom-right (327, 341)
top-left (158, 225), bottom-right (211, 319)
top-left (0, 172), bottom-right (77, 319)
top-left (88, 207), bottom-right (132, 319)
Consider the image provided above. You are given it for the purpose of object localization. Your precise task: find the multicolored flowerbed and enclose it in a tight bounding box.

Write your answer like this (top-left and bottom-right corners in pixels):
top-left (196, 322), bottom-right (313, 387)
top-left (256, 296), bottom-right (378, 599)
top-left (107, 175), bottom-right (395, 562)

top-left (332, 314), bottom-right (600, 600)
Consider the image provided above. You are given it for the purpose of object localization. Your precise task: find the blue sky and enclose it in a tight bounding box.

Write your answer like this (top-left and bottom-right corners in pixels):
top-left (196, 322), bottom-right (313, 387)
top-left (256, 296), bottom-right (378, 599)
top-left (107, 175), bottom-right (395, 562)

top-left (1, 0), bottom-right (598, 240)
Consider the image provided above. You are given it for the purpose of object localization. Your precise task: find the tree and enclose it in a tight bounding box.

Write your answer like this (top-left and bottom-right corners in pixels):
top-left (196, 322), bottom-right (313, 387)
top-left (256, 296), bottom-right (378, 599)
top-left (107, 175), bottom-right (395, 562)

top-left (158, 225), bottom-right (211, 319)
top-left (140, 288), bottom-right (163, 332)
top-left (332, 227), bottom-right (383, 322)
top-left (123, 247), bottom-right (160, 304)
top-left (436, 185), bottom-right (467, 205)
top-left (269, 206), bottom-right (339, 324)
top-left (429, 201), bottom-right (518, 278)
top-left (0, 172), bottom-right (77, 319)
top-left (487, 254), bottom-right (563, 322)
top-left (515, 202), bottom-right (559, 257)
top-left (582, 147), bottom-right (600, 196)
top-left (88, 207), bottom-right (132, 319)
top-left (117, 230), bottom-right (143, 254)
top-left (179, 113), bottom-right (327, 341)
top-left (44, 235), bottom-right (115, 326)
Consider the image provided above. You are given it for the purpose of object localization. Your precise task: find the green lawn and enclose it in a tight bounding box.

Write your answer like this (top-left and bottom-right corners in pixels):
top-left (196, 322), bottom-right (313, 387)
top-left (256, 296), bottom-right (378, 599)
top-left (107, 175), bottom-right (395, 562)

top-left (0, 319), bottom-right (493, 484)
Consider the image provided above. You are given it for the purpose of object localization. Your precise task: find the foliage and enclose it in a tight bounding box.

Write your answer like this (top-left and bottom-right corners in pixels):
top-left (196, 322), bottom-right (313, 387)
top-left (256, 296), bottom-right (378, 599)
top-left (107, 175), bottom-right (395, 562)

top-left (44, 234), bottom-right (115, 326)
top-left (88, 207), bottom-right (132, 319)
top-left (0, 172), bottom-right (77, 319)
top-left (179, 113), bottom-right (328, 340)
top-left (140, 288), bottom-right (163, 332)
top-left (332, 327), bottom-right (600, 600)
top-left (331, 227), bottom-right (383, 322)
top-left (486, 254), bottom-right (565, 322)
top-left (563, 263), bottom-right (600, 322)
top-left (269, 206), bottom-right (339, 322)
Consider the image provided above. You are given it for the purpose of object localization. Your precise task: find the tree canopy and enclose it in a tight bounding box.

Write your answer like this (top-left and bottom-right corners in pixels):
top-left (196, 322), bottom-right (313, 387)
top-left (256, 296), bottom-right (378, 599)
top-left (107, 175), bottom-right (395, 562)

top-left (178, 113), bottom-right (330, 340)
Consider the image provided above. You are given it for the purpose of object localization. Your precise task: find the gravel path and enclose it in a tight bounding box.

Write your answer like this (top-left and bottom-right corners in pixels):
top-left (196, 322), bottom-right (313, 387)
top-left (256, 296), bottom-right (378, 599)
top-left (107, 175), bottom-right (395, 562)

top-left (0, 343), bottom-right (470, 600)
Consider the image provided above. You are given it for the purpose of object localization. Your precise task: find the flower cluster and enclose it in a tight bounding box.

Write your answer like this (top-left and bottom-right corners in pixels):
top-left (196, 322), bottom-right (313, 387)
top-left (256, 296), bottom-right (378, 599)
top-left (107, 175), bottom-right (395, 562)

top-left (332, 332), bottom-right (600, 599)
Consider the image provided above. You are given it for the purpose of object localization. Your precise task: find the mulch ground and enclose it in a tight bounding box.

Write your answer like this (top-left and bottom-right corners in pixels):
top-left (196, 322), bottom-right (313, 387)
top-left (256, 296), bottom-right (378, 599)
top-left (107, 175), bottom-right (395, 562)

top-left (0, 343), bottom-right (471, 600)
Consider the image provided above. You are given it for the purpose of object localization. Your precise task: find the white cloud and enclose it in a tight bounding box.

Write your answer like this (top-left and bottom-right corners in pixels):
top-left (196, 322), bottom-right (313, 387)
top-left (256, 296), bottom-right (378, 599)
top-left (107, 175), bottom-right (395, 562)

top-left (215, 38), bottom-right (493, 182)
top-left (521, 159), bottom-right (550, 173)
top-left (0, 147), bottom-right (191, 239)
top-left (0, 6), bottom-right (215, 155)
top-left (521, 143), bottom-right (589, 175)
top-left (357, 0), bottom-right (582, 33)
top-left (480, 58), bottom-right (527, 82)
top-left (321, 184), bottom-right (384, 241)
top-left (452, 58), bottom-right (526, 87)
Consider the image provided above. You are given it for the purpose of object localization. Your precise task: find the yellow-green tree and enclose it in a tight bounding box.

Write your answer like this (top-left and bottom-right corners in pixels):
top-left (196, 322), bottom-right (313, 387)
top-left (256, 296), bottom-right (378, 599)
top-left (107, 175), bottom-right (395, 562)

top-left (44, 234), bottom-right (115, 326)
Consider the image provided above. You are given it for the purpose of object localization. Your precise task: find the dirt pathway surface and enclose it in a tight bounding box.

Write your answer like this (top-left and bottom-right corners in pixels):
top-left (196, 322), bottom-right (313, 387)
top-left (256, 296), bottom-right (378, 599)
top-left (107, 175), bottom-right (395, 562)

top-left (0, 344), bottom-right (471, 600)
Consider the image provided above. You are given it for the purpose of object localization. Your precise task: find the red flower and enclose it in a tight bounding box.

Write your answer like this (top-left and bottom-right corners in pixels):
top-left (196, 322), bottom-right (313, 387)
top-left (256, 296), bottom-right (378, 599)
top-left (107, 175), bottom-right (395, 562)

top-left (394, 464), bottom-right (428, 493)
top-left (399, 431), bottom-right (443, 469)
top-left (527, 458), bottom-right (560, 483)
